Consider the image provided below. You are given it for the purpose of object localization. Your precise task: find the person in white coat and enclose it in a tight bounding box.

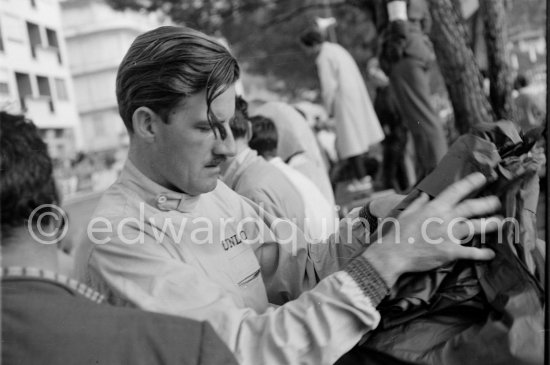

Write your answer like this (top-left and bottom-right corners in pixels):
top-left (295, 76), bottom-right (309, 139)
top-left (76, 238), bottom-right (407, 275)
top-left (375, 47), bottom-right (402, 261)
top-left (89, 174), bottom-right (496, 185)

top-left (300, 28), bottom-right (385, 191)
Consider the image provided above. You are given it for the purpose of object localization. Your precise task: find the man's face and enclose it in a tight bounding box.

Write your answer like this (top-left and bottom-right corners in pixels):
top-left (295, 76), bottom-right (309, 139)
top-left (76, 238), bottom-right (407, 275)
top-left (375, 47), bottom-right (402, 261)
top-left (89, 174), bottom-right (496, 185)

top-left (152, 86), bottom-right (237, 195)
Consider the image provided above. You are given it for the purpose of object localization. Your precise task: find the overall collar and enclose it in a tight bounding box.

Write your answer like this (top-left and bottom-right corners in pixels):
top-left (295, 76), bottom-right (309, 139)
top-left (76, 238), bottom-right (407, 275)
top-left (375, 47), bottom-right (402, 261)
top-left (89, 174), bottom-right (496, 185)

top-left (269, 156), bottom-right (285, 168)
top-left (220, 148), bottom-right (260, 190)
top-left (120, 160), bottom-right (201, 213)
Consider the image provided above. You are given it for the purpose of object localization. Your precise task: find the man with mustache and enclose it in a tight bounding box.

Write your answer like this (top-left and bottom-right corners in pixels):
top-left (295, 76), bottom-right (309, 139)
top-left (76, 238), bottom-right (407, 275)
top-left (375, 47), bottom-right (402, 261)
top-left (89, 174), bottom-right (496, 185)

top-left (76, 26), bottom-right (503, 365)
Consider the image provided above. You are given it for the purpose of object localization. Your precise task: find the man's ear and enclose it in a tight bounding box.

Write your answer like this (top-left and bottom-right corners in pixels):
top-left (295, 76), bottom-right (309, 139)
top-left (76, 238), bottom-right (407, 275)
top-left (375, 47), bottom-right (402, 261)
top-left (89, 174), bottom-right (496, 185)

top-left (246, 121), bottom-right (253, 143)
top-left (132, 107), bottom-right (160, 142)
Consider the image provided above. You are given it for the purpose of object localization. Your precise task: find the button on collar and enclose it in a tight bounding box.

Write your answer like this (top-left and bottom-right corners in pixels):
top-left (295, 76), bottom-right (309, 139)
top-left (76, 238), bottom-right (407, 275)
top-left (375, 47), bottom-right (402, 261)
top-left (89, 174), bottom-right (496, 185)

top-left (155, 193), bottom-right (200, 212)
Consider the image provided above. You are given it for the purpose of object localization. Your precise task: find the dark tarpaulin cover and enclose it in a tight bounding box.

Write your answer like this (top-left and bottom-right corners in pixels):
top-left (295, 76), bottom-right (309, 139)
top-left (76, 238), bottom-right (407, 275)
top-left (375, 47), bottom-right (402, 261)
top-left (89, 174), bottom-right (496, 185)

top-left (337, 121), bottom-right (545, 365)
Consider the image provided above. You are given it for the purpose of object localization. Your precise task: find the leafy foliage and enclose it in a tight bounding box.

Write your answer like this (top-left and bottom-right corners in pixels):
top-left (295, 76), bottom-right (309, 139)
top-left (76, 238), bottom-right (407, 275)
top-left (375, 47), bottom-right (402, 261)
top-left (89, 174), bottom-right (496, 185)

top-left (106, 0), bottom-right (378, 97)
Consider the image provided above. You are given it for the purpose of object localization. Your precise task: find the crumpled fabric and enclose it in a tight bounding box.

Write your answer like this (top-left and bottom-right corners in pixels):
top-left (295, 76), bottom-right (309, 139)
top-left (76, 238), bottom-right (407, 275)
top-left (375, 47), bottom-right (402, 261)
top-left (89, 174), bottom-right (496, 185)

top-left (337, 121), bottom-right (545, 365)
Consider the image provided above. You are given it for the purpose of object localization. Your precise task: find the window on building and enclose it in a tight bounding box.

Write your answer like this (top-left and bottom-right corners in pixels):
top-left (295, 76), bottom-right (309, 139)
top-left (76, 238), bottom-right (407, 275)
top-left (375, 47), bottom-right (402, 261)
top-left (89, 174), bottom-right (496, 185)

top-left (43, 129), bottom-right (55, 140)
top-left (15, 72), bottom-right (32, 110)
top-left (45, 28), bottom-right (62, 64)
top-left (55, 78), bottom-right (68, 100)
top-left (30, 0), bottom-right (37, 8)
top-left (36, 75), bottom-right (51, 97)
top-left (26, 22), bottom-right (41, 58)
top-left (36, 75), bottom-right (55, 113)
top-left (0, 20), bottom-right (4, 52)
top-left (54, 128), bottom-right (64, 138)
top-left (57, 144), bottom-right (65, 157)
top-left (45, 28), bottom-right (58, 48)
top-left (0, 82), bottom-right (8, 95)
top-left (15, 73), bottom-right (32, 96)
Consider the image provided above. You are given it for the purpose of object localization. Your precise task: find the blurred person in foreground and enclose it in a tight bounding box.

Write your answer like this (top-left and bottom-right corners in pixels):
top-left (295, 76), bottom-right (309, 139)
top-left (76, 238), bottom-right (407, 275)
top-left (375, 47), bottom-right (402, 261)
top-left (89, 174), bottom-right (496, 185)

top-left (248, 114), bottom-right (338, 240)
top-left (299, 27), bottom-right (385, 192)
top-left (75, 25), bottom-right (503, 365)
top-left (0, 111), bottom-right (237, 365)
top-left (220, 96), bottom-right (309, 236)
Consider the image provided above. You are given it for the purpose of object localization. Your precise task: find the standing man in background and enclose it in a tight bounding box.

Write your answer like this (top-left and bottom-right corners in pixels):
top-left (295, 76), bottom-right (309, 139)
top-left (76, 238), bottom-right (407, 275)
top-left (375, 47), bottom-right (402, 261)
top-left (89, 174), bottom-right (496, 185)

top-left (299, 28), bottom-right (385, 192)
top-left (379, 0), bottom-right (448, 181)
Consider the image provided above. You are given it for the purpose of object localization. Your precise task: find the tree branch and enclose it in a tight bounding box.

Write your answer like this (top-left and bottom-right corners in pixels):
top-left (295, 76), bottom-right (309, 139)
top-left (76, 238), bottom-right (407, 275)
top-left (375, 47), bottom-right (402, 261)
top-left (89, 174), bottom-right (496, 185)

top-left (480, 0), bottom-right (515, 121)
top-left (264, 1), bottom-right (348, 28)
top-left (429, 0), bottom-right (495, 133)
top-left (219, 0), bottom-right (288, 20)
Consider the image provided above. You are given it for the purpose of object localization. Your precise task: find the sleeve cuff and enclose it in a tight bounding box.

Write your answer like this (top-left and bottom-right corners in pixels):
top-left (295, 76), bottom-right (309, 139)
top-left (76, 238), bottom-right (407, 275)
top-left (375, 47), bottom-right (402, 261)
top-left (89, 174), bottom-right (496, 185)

top-left (344, 255), bottom-right (390, 307)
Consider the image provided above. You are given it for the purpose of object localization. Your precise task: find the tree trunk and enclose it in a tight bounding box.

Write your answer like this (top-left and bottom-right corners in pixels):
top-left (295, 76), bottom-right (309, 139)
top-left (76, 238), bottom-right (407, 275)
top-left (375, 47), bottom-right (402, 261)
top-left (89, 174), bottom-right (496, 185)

top-left (480, 0), bottom-right (515, 121)
top-left (428, 0), bottom-right (495, 134)
top-left (371, 0), bottom-right (388, 32)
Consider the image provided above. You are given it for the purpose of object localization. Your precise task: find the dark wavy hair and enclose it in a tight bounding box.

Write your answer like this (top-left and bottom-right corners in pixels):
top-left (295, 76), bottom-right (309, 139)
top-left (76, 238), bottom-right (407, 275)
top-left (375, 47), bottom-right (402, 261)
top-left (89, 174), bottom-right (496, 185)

top-left (0, 112), bottom-right (60, 241)
top-left (299, 28), bottom-right (323, 48)
top-left (116, 26), bottom-right (240, 136)
top-left (249, 115), bottom-right (278, 158)
top-left (230, 95), bottom-right (250, 139)
top-left (514, 74), bottom-right (528, 90)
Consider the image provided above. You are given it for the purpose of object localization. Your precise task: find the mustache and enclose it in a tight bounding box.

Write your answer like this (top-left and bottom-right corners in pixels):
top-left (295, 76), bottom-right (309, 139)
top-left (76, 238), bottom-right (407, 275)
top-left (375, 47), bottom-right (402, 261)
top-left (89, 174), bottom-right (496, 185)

top-left (206, 156), bottom-right (226, 167)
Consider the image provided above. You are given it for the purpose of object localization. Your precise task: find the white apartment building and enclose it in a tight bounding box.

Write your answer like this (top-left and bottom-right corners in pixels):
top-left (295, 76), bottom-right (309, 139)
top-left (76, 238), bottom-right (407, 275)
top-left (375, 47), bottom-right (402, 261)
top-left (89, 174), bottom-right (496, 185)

top-left (61, 0), bottom-right (167, 153)
top-left (0, 0), bottom-right (83, 160)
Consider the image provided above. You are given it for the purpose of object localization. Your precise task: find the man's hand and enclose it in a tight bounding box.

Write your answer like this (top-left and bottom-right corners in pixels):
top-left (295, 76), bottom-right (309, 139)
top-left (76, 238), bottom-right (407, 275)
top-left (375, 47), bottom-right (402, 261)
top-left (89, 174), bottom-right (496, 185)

top-left (363, 172), bottom-right (501, 288)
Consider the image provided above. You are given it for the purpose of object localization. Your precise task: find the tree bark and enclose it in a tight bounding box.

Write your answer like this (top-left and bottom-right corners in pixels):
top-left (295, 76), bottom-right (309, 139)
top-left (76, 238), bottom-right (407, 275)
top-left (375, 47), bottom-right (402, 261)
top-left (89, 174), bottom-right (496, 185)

top-left (428, 0), bottom-right (495, 134)
top-left (370, 0), bottom-right (388, 32)
top-left (480, 0), bottom-right (515, 121)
